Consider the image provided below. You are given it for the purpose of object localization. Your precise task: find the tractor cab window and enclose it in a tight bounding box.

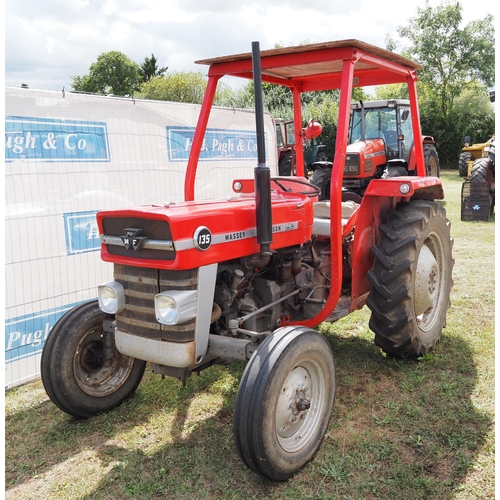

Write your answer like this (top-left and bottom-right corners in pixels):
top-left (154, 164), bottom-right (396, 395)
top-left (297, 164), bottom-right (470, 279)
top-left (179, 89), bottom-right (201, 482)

top-left (398, 105), bottom-right (414, 161)
top-left (349, 104), bottom-right (415, 161)
top-left (276, 123), bottom-right (285, 147)
top-left (285, 121), bottom-right (295, 145)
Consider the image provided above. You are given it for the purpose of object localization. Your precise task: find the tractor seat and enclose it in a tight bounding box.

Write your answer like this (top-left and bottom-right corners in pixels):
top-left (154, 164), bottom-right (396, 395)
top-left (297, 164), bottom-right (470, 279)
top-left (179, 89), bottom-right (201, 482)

top-left (312, 200), bottom-right (360, 237)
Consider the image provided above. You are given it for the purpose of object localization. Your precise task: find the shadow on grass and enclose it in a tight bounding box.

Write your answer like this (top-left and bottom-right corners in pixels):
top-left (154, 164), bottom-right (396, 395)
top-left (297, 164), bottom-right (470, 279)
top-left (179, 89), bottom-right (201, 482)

top-left (5, 329), bottom-right (492, 500)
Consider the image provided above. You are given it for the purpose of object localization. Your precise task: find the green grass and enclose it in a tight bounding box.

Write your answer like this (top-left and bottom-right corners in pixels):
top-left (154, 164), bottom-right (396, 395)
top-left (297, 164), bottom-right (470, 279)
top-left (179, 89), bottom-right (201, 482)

top-left (5, 171), bottom-right (495, 499)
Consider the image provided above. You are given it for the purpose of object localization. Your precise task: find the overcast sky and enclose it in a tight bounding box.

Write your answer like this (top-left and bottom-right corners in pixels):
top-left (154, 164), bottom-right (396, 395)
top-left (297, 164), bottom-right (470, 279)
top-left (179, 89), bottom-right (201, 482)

top-left (4, 0), bottom-right (495, 91)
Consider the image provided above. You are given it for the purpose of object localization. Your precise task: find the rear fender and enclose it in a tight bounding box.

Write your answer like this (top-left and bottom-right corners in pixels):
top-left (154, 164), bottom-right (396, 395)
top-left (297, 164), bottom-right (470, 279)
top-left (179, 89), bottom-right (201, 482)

top-left (407, 136), bottom-right (436, 171)
top-left (350, 176), bottom-right (444, 309)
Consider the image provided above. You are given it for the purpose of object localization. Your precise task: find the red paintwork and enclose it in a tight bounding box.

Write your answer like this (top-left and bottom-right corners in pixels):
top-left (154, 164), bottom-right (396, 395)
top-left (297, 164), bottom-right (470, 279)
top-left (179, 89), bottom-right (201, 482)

top-left (97, 190), bottom-right (314, 270)
top-left (346, 138), bottom-right (387, 176)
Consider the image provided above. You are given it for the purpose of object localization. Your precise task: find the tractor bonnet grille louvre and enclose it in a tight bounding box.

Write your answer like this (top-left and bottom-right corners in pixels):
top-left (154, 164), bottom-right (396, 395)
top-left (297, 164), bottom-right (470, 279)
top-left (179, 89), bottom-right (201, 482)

top-left (114, 264), bottom-right (198, 342)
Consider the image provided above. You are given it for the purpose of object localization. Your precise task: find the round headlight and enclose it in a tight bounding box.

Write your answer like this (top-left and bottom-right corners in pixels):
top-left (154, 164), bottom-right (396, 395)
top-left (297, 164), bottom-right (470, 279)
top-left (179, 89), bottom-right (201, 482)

top-left (100, 287), bottom-right (118, 313)
top-left (98, 281), bottom-right (125, 314)
top-left (155, 295), bottom-right (178, 324)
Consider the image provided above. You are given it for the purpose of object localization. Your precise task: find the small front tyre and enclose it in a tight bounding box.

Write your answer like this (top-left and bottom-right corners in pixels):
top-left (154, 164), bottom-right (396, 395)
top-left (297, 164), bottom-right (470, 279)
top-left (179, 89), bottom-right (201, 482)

top-left (41, 300), bottom-right (146, 418)
top-left (233, 326), bottom-right (336, 481)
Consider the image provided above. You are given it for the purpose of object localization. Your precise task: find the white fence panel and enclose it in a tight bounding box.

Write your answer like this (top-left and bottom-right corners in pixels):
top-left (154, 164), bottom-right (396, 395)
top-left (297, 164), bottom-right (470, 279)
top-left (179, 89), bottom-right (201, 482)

top-left (5, 87), bottom-right (277, 389)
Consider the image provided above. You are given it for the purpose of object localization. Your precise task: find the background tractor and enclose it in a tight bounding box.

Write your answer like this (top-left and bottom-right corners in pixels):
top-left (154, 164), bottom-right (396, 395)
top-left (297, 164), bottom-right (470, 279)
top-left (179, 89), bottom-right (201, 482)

top-left (458, 134), bottom-right (495, 178)
top-left (276, 118), bottom-right (328, 175)
top-left (41, 40), bottom-right (453, 482)
top-left (461, 136), bottom-right (495, 220)
top-left (310, 99), bottom-right (440, 201)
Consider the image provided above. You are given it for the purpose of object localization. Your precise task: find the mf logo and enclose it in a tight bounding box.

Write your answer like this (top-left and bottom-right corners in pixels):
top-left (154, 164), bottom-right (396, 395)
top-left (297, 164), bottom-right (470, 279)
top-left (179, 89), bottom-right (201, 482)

top-left (121, 228), bottom-right (147, 250)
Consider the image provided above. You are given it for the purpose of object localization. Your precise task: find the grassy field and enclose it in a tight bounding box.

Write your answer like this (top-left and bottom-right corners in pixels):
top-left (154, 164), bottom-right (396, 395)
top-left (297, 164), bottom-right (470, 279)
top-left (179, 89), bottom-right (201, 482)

top-left (5, 171), bottom-right (495, 499)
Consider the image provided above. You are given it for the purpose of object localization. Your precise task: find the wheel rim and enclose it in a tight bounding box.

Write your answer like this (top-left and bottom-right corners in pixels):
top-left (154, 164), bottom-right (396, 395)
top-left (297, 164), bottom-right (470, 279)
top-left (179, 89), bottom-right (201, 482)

top-left (414, 230), bottom-right (447, 337)
top-left (74, 326), bottom-right (136, 397)
top-left (427, 156), bottom-right (438, 176)
top-left (275, 358), bottom-right (326, 453)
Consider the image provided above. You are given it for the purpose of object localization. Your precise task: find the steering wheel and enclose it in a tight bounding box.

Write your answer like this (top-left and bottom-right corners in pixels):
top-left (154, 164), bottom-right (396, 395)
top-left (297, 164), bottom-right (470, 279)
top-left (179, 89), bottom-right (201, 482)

top-left (271, 176), bottom-right (321, 198)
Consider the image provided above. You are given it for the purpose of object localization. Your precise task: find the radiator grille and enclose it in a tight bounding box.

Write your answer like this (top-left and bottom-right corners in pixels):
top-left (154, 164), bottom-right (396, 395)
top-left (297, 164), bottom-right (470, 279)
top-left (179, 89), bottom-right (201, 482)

top-left (114, 264), bottom-right (197, 342)
top-left (102, 217), bottom-right (175, 260)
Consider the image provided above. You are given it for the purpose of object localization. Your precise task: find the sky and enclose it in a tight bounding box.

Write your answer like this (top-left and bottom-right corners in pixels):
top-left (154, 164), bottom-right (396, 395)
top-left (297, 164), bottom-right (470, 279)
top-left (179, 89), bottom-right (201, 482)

top-left (4, 0), bottom-right (496, 92)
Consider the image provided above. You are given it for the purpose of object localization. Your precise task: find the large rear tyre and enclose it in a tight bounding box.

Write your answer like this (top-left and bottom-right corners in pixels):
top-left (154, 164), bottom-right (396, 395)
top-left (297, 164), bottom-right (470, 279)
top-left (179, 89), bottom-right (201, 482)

top-left (423, 143), bottom-right (440, 177)
top-left (310, 167), bottom-right (332, 201)
top-left (234, 326), bottom-right (336, 481)
top-left (470, 157), bottom-right (494, 185)
top-left (470, 157), bottom-right (495, 213)
top-left (367, 200), bottom-right (453, 358)
top-left (278, 155), bottom-right (293, 176)
top-left (41, 300), bottom-right (146, 418)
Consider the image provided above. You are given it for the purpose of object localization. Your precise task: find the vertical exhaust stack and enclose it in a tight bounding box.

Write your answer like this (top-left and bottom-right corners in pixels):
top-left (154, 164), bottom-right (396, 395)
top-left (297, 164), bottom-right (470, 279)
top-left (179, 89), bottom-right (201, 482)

top-left (252, 41), bottom-right (273, 255)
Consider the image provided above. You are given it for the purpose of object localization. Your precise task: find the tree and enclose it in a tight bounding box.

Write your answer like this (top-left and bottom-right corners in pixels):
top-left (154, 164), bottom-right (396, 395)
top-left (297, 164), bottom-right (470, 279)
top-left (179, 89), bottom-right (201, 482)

top-left (140, 54), bottom-right (168, 83)
top-left (386, 1), bottom-right (494, 117)
top-left (71, 51), bottom-right (142, 96)
top-left (385, 1), bottom-right (495, 164)
top-left (138, 71), bottom-right (231, 105)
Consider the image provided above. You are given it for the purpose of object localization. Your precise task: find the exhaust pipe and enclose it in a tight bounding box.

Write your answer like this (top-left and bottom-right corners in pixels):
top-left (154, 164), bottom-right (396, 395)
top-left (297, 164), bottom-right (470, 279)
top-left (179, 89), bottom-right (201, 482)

top-left (251, 41), bottom-right (273, 255)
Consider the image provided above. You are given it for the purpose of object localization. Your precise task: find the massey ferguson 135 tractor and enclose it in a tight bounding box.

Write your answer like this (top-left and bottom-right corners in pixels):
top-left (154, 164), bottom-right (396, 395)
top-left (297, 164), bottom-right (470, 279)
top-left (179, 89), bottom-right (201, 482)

top-left (41, 40), bottom-right (454, 481)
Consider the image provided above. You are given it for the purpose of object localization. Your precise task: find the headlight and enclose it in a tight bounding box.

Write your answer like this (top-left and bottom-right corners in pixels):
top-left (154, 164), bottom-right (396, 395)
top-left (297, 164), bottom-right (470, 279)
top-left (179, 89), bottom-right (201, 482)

top-left (155, 290), bottom-right (197, 325)
top-left (98, 281), bottom-right (125, 314)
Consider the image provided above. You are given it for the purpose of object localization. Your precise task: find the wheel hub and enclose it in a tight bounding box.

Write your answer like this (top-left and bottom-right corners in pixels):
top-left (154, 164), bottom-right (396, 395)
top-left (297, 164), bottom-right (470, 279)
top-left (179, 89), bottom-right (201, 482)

top-left (276, 366), bottom-right (311, 440)
top-left (415, 243), bottom-right (440, 320)
top-left (74, 328), bottom-right (135, 397)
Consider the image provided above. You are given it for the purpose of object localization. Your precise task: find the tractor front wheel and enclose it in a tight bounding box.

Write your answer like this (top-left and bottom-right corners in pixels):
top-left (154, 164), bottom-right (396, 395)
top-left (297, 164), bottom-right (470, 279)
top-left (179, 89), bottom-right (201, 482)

top-left (310, 167), bottom-right (332, 201)
top-left (41, 300), bottom-right (146, 418)
top-left (367, 200), bottom-right (453, 358)
top-left (233, 326), bottom-right (336, 481)
top-left (458, 152), bottom-right (472, 177)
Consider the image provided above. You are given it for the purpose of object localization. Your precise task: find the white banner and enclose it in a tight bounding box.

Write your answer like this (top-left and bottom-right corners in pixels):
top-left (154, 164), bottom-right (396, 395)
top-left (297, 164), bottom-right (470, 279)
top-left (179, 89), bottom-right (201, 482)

top-left (5, 87), bottom-right (278, 389)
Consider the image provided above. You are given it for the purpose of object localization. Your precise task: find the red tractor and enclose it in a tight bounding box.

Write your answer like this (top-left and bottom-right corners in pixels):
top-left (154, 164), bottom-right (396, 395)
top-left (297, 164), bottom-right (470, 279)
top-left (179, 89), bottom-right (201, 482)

top-left (276, 117), bottom-right (327, 175)
top-left (41, 40), bottom-right (454, 481)
top-left (310, 99), bottom-right (440, 201)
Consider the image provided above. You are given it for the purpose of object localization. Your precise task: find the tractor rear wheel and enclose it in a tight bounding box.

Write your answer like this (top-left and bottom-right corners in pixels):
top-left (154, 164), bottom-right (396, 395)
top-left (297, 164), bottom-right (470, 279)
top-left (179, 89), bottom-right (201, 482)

top-left (41, 300), bottom-right (146, 418)
top-left (423, 143), bottom-right (440, 177)
top-left (470, 157), bottom-right (495, 212)
top-left (233, 326), bottom-right (336, 481)
top-left (366, 200), bottom-right (453, 358)
top-left (458, 152), bottom-right (472, 177)
top-left (470, 157), bottom-right (494, 185)
top-left (279, 154), bottom-right (293, 176)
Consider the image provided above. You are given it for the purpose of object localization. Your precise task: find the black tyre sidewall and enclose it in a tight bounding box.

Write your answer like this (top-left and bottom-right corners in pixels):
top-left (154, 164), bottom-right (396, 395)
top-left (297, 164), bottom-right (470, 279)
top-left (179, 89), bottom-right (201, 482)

top-left (470, 157), bottom-right (494, 186)
top-left (423, 143), bottom-right (440, 177)
top-left (367, 200), bottom-right (453, 358)
top-left (279, 155), bottom-right (292, 176)
top-left (459, 151), bottom-right (472, 177)
top-left (41, 300), bottom-right (146, 418)
top-left (234, 327), bottom-right (336, 481)
top-left (310, 168), bottom-right (332, 201)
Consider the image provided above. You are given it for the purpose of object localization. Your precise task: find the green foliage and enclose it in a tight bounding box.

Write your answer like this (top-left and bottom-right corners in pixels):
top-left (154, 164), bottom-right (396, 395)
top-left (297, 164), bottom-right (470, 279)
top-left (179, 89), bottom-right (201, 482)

top-left (225, 82), bottom-right (372, 158)
top-left (137, 72), bottom-right (231, 105)
top-left (418, 82), bottom-right (494, 162)
top-left (385, 1), bottom-right (495, 164)
top-left (374, 84), bottom-right (408, 100)
top-left (139, 54), bottom-right (167, 83)
top-left (388, 2), bottom-right (494, 114)
top-left (71, 51), bottom-right (142, 96)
